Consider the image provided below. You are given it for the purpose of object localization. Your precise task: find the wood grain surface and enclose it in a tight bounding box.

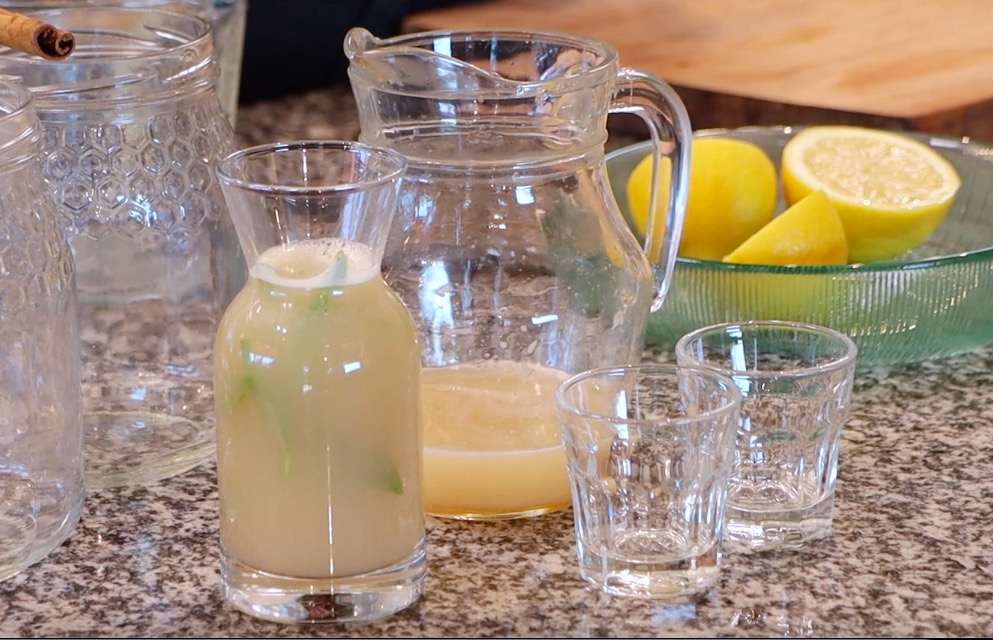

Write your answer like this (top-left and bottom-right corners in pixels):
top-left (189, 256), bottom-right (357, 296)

top-left (404, 0), bottom-right (993, 139)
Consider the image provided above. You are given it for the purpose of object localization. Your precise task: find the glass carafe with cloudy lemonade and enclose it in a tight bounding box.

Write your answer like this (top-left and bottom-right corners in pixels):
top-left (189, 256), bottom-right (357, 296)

top-left (214, 141), bottom-right (424, 624)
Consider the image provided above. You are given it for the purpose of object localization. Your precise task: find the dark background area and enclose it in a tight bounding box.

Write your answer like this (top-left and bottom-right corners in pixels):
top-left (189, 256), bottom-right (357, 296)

top-left (239, 0), bottom-right (475, 103)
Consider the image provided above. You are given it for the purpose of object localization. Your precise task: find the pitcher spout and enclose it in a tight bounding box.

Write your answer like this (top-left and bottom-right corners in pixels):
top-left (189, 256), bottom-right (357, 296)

top-left (343, 27), bottom-right (380, 61)
top-left (345, 27), bottom-right (527, 94)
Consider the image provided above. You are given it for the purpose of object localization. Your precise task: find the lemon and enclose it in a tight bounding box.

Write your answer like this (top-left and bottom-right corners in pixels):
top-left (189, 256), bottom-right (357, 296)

top-left (626, 137), bottom-right (778, 261)
top-left (781, 125), bottom-right (961, 263)
top-left (723, 190), bottom-right (848, 266)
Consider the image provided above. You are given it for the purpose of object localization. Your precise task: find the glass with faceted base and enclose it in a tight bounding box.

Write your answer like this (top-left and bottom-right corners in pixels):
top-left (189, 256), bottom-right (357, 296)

top-left (557, 364), bottom-right (740, 599)
top-left (675, 320), bottom-right (857, 549)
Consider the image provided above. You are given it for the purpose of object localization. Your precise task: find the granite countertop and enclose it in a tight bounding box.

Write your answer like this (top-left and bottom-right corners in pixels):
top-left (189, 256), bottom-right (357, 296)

top-left (2, 87), bottom-right (993, 638)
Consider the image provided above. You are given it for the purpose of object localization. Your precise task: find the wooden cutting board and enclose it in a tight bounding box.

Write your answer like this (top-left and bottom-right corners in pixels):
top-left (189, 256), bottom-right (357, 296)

top-left (404, 0), bottom-right (993, 140)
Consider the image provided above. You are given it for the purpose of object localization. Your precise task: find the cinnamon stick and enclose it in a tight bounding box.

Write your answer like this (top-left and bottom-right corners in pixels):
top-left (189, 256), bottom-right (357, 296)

top-left (0, 8), bottom-right (74, 61)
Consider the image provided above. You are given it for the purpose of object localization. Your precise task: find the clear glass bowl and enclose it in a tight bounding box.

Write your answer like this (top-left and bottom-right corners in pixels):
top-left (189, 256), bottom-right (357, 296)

top-left (606, 126), bottom-right (993, 367)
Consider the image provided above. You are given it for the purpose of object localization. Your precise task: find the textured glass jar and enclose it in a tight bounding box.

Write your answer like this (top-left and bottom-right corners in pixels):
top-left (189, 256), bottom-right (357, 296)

top-left (0, 0), bottom-right (246, 123)
top-left (0, 8), bottom-right (240, 489)
top-left (0, 81), bottom-right (83, 580)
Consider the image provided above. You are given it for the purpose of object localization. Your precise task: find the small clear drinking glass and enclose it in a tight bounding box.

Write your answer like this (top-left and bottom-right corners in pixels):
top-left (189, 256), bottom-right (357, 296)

top-left (556, 364), bottom-right (741, 599)
top-left (675, 320), bottom-right (858, 549)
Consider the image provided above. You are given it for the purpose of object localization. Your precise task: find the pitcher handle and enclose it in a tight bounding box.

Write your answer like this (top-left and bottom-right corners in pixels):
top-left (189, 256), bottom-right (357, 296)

top-left (610, 69), bottom-right (692, 312)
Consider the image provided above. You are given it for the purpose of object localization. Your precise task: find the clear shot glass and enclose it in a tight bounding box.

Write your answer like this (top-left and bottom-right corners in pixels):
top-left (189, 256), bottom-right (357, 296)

top-left (675, 320), bottom-right (857, 550)
top-left (556, 364), bottom-right (741, 599)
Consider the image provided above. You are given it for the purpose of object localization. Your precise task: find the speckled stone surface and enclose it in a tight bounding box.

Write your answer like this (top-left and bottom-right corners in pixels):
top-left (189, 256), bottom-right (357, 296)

top-left (2, 87), bottom-right (993, 638)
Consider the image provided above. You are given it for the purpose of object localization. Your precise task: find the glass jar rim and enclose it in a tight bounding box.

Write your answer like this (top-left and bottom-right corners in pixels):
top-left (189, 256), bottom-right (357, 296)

top-left (0, 8), bottom-right (214, 108)
top-left (0, 80), bottom-right (37, 164)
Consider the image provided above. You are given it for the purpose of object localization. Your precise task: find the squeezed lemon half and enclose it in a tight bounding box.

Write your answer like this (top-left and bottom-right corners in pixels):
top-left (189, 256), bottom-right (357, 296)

top-left (781, 126), bottom-right (961, 263)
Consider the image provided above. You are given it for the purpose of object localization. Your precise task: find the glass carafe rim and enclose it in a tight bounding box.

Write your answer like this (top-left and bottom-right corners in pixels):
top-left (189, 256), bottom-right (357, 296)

top-left (217, 139), bottom-right (408, 197)
top-left (345, 26), bottom-right (620, 96)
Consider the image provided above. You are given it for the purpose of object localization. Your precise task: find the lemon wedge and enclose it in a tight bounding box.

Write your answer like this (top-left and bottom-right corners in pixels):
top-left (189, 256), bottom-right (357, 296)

top-left (724, 190), bottom-right (848, 266)
top-left (626, 137), bottom-right (778, 261)
top-left (781, 126), bottom-right (961, 263)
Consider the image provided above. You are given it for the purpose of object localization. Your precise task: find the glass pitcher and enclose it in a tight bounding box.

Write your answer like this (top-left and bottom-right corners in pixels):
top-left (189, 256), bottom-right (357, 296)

top-left (345, 28), bottom-right (691, 520)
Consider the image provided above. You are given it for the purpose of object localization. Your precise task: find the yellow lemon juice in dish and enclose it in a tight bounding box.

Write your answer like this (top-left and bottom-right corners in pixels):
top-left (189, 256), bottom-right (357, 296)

top-left (421, 361), bottom-right (572, 519)
top-left (214, 238), bottom-right (423, 579)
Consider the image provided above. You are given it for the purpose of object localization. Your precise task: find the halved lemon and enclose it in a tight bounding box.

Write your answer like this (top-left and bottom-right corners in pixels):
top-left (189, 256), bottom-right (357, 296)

top-left (724, 190), bottom-right (848, 266)
top-left (781, 126), bottom-right (961, 263)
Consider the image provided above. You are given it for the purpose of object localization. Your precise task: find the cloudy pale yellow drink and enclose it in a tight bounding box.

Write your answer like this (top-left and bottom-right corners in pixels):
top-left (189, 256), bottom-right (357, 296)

top-left (421, 361), bottom-right (572, 518)
top-left (214, 239), bottom-right (423, 578)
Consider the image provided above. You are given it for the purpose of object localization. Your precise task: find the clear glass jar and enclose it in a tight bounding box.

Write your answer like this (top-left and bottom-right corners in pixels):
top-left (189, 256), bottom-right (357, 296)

top-left (0, 8), bottom-right (241, 489)
top-left (0, 81), bottom-right (83, 580)
top-left (0, 0), bottom-right (246, 123)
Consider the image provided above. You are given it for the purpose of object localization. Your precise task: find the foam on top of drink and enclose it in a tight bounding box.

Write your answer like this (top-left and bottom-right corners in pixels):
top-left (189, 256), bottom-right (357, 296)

top-left (252, 238), bottom-right (379, 289)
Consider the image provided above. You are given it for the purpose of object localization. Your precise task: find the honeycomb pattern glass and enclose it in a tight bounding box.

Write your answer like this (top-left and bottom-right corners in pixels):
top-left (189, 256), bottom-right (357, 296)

top-left (0, 81), bottom-right (83, 579)
top-left (0, 9), bottom-right (240, 488)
